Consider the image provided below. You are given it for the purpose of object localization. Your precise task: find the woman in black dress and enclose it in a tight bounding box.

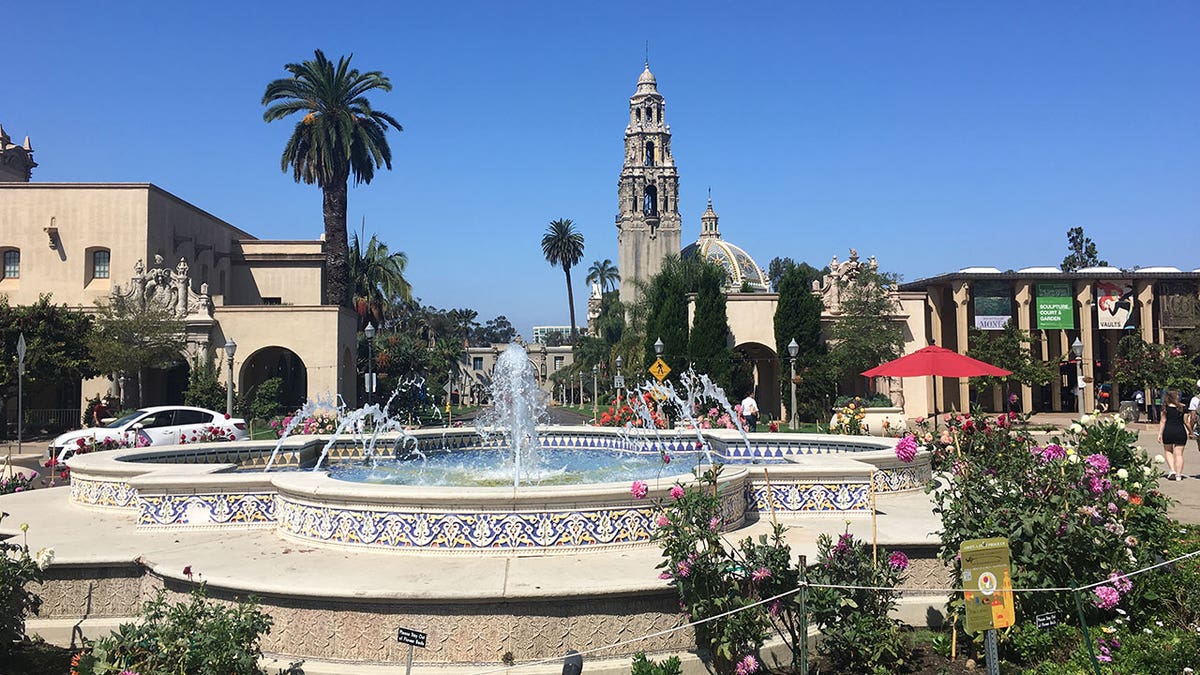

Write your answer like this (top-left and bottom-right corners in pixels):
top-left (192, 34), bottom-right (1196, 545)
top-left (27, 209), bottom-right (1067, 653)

top-left (1159, 389), bottom-right (1191, 480)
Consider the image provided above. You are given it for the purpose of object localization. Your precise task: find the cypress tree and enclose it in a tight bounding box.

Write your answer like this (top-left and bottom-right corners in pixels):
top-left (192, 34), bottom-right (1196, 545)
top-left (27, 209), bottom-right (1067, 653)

top-left (774, 265), bottom-right (829, 421)
top-left (643, 257), bottom-right (691, 379)
top-left (689, 263), bottom-right (732, 389)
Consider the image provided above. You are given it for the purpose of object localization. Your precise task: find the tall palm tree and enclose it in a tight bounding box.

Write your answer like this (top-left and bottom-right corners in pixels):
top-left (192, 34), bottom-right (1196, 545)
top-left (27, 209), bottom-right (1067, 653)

top-left (349, 229), bottom-right (412, 330)
top-left (262, 49), bottom-right (403, 307)
top-left (586, 258), bottom-right (620, 293)
top-left (541, 218), bottom-right (586, 341)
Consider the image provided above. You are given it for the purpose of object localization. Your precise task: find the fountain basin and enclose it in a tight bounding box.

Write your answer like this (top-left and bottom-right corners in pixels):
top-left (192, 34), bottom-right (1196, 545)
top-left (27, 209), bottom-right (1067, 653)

top-left (66, 426), bottom-right (929, 553)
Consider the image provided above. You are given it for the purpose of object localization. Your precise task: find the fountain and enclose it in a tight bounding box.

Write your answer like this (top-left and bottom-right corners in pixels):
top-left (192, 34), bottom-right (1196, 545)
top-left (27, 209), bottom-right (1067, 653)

top-left (473, 342), bottom-right (548, 488)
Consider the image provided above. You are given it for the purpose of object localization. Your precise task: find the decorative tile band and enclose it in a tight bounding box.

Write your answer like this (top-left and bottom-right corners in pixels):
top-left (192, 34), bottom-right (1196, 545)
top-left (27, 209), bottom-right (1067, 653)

top-left (746, 481), bottom-right (871, 514)
top-left (872, 465), bottom-right (930, 493)
top-left (138, 493), bottom-right (276, 529)
top-left (70, 477), bottom-right (138, 510)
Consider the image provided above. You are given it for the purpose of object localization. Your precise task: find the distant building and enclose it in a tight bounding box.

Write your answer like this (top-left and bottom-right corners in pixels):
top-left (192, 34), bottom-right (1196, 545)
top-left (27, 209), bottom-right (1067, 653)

top-left (532, 326), bottom-right (574, 344)
top-left (459, 341), bottom-right (576, 404)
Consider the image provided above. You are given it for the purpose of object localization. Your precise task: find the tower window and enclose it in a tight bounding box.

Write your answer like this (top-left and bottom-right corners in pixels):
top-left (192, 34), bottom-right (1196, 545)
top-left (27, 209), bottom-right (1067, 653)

top-left (636, 108), bottom-right (642, 122)
top-left (645, 141), bottom-right (655, 166)
top-left (2, 249), bottom-right (19, 279)
top-left (92, 249), bottom-right (111, 279)
top-left (644, 185), bottom-right (659, 217)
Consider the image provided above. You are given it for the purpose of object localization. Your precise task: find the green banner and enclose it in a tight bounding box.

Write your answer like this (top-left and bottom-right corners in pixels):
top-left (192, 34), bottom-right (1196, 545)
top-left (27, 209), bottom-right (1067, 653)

top-left (974, 281), bottom-right (1012, 330)
top-left (1036, 283), bottom-right (1074, 330)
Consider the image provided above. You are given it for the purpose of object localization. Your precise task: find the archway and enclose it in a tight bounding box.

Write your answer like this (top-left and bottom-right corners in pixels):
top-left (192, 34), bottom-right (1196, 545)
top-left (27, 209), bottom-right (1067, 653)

top-left (240, 347), bottom-right (308, 413)
top-left (732, 342), bottom-right (781, 422)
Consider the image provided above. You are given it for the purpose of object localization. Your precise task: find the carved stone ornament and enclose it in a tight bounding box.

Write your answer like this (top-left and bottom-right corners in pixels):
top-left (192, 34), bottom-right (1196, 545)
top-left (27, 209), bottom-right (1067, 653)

top-left (112, 256), bottom-right (212, 319)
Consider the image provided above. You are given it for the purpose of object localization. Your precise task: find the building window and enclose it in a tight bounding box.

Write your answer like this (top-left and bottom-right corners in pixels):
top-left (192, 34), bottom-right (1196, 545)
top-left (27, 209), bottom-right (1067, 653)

top-left (92, 249), bottom-right (110, 279)
top-left (473, 357), bottom-right (484, 371)
top-left (554, 356), bottom-right (564, 371)
top-left (2, 250), bottom-right (18, 279)
top-left (262, 297), bottom-right (282, 305)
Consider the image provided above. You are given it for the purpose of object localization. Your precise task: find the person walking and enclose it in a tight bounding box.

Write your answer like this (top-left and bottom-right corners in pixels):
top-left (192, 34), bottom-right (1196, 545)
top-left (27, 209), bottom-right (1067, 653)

top-left (1189, 381), bottom-right (1200, 455)
top-left (1159, 389), bottom-right (1190, 480)
top-left (740, 391), bottom-right (759, 432)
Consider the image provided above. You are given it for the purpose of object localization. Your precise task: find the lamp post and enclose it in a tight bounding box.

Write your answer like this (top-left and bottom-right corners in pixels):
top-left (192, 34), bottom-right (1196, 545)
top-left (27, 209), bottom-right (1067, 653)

top-left (1071, 337), bottom-right (1084, 415)
top-left (16, 333), bottom-right (26, 457)
top-left (364, 322), bottom-right (376, 406)
top-left (788, 338), bottom-right (799, 430)
top-left (592, 364), bottom-right (599, 419)
top-left (654, 337), bottom-right (664, 358)
top-left (615, 355), bottom-right (624, 404)
top-left (224, 338), bottom-right (237, 417)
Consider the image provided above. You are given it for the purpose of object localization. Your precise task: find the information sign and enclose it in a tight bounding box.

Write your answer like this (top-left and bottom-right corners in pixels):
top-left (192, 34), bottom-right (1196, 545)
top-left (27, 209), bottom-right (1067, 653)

top-left (1035, 283), bottom-right (1074, 330)
top-left (397, 627), bottom-right (427, 648)
top-left (614, 375), bottom-right (625, 389)
top-left (649, 358), bottom-right (671, 382)
top-left (961, 537), bottom-right (1016, 633)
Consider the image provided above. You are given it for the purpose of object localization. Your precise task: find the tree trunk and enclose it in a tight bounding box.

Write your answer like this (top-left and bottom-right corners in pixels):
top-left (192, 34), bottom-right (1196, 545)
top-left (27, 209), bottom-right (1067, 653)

top-left (563, 264), bottom-right (577, 341)
top-left (323, 181), bottom-right (351, 307)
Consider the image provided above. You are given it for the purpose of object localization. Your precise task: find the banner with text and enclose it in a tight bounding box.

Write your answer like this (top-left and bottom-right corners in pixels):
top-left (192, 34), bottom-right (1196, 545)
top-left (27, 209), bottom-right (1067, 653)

top-left (1096, 280), bottom-right (1135, 330)
top-left (973, 281), bottom-right (1012, 330)
top-left (1036, 283), bottom-right (1074, 330)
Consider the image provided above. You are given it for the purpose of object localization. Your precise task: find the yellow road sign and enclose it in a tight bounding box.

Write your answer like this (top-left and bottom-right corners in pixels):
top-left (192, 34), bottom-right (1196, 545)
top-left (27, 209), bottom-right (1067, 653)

top-left (649, 358), bottom-right (671, 382)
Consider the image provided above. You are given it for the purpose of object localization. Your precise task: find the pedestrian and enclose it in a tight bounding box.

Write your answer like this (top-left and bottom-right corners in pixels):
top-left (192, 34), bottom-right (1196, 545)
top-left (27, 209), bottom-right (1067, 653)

top-left (740, 391), bottom-right (759, 432)
top-left (1134, 389), bottom-right (1145, 422)
top-left (1189, 380), bottom-right (1200, 452)
top-left (1158, 389), bottom-right (1190, 480)
top-left (91, 397), bottom-right (111, 427)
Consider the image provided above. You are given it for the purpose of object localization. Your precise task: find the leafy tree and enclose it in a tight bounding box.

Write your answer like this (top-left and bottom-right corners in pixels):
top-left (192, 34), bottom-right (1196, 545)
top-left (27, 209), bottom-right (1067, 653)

top-left (541, 218), bottom-right (586, 341)
top-left (966, 325), bottom-right (1056, 405)
top-left (827, 267), bottom-right (905, 389)
top-left (183, 355), bottom-right (227, 412)
top-left (87, 296), bottom-right (185, 407)
top-left (688, 262), bottom-right (732, 389)
top-left (248, 377), bottom-right (285, 421)
top-left (767, 257), bottom-right (828, 292)
top-left (472, 316), bottom-right (517, 346)
top-left (262, 49), bottom-right (403, 307)
top-left (350, 228), bottom-right (411, 330)
top-left (0, 295), bottom-right (97, 438)
top-left (774, 265), bottom-right (831, 421)
top-left (1112, 335), bottom-right (1197, 393)
top-left (642, 255), bottom-right (691, 376)
top-left (1061, 226), bottom-right (1108, 272)
top-left (585, 258), bottom-right (620, 293)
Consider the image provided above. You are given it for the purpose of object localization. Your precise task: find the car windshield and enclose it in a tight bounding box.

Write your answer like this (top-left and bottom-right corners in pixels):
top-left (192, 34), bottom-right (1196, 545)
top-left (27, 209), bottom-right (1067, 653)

top-left (103, 411), bottom-right (147, 429)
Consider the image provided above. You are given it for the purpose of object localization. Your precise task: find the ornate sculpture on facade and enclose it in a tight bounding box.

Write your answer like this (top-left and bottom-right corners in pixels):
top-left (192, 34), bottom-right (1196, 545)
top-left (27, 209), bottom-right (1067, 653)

top-left (112, 255), bottom-right (212, 319)
top-left (814, 248), bottom-right (882, 315)
top-left (0, 123), bottom-right (37, 182)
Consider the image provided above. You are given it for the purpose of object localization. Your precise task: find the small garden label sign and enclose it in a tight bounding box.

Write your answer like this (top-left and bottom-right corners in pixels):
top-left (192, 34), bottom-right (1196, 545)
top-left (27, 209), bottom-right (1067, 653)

top-left (961, 537), bottom-right (1016, 633)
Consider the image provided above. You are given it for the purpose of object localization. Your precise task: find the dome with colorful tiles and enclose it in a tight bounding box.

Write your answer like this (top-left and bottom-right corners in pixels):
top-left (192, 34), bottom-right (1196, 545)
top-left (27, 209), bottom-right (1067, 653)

top-left (680, 198), bottom-right (770, 292)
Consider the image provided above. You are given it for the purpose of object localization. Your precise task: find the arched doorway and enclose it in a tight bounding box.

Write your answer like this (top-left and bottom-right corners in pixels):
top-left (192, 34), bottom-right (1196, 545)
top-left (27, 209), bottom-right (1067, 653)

top-left (240, 347), bottom-right (307, 412)
top-left (732, 342), bottom-right (781, 421)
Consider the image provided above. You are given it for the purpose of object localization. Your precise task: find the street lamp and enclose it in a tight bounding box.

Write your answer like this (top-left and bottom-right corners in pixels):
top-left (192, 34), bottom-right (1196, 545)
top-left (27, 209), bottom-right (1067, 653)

top-left (592, 364), bottom-right (599, 419)
top-left (788, 338), bottom-right (799, 431)
top-left (364, 322), bottom-right (376, 407)
top-left (654, 337), bottom-right (664, 357)
top-left (224, 338), bottom-right (237, 417)
top-left (1071, 337), bottom-right (1084, 414)
top-left (615, 355), bottom-right (624, 404)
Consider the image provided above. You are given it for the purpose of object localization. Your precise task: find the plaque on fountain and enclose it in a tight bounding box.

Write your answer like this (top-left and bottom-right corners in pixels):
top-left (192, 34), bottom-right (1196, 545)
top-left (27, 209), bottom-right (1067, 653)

top-left (397, 627), bottom-right (427, 647)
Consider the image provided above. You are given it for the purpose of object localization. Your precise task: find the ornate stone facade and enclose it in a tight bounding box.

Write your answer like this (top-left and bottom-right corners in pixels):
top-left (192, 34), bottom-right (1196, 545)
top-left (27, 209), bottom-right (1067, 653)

top-left (0, 123), bottom-right (36, 182)
top-left (617, 64), bottom-right (682, 306)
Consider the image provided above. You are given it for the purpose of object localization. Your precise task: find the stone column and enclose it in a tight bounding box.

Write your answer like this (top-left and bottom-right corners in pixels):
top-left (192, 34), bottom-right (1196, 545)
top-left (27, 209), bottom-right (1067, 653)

top-left (1015, 281), bottom-right (1035, 414)
top-left (1076, 280), bottom-right (1096, 413)
top-left (953, 280), bottom-right (971, 411)
top-left (1136, 281), bottom-right (1155, 344)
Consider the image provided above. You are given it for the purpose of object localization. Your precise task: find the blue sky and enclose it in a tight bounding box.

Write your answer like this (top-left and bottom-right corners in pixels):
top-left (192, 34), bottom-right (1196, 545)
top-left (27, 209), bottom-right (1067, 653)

top-left (7, 2), bottom-right (1199, 338)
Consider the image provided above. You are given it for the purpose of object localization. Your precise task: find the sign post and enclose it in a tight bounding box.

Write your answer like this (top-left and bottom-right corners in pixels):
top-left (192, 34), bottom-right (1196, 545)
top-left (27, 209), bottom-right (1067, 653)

top-left (16, 333), bottom-right (26, 457)
top-left (648, 358), bottom-right (671, 382)
top-left (961, 537), bottom-right (1015, 675)
top-left (397, 627), bottom-right (427, 675)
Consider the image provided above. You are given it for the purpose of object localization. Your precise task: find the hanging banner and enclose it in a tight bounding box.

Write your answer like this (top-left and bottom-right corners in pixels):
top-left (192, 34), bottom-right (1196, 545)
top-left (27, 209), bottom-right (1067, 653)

top-left (1096, 280), bottom-right (1135, 330)
top-left (1159, 282), bottom-right (1199, 330)
top-left (973, 281), bottom-right (1012, 330)
top-left (1036, 283), bottom-right (1074, 330)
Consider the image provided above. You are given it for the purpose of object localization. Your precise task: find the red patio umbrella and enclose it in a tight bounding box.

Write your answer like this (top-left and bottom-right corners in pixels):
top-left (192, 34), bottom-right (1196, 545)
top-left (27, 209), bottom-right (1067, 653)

top-left (862, 345), bottom-right (1011, 379)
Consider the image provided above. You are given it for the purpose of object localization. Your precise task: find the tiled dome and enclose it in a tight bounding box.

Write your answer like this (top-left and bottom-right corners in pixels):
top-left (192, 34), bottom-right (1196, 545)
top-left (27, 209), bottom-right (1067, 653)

top-left (681, 198), bottom-right (770, 292)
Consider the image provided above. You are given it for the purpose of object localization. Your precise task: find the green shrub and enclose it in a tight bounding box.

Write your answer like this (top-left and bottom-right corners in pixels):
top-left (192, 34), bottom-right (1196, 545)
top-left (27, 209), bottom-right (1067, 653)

top-left (0, 515), bottom-right (47, 658)
top-left (833, 393), bottom-right (894, 408)
top-left (249, 377), bottom-right (285, 421)
top-left (807, 530), bottom-right (911, 674)
top-left (72, 585), bottom-right (272, 675)
top-left (184, 355), bottom-right (227, 412)
top-left (630, 651), bottom-right (682, 675)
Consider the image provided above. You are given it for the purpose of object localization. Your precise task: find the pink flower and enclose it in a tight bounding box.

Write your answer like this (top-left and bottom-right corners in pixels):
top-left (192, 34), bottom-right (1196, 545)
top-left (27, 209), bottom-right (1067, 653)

top-left (1092, 585), bottom-right (1120, 610)
top-left (895, 435), bottom-right (918, 463)
top-left (708, 516), bottom-right (721, 531)
top-left (662, 454), bottom-right (671, 464)
top-left (655, 514), bottom-right (670, 527)
top-left (734, 654), bottom-right (760, 675)
top-left (888, 551), bottom-right (910, 571)
top-left (630, 480), bottom-right (649, 499)
top-left (1085, 453), bottom-right (1111, 475)
top-left (751, 567), bottom-right (771, 582)
top-left (183, 565), bottom-right (192, 579)
top-left (1109, 571), bottom-right (1133, 594)
top-left (658, 571), bottom-right (673, 580)
top-left (675, 559), bottom-right (692, 578)
top-left (669, 485), bottom-right (685, 500)
top-left (767, 600), bottom-right (782, 617)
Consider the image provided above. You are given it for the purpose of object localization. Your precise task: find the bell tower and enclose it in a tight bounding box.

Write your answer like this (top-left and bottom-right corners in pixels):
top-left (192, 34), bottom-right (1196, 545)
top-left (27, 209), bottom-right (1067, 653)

top-left (616, 63), bottom-right (681, 306)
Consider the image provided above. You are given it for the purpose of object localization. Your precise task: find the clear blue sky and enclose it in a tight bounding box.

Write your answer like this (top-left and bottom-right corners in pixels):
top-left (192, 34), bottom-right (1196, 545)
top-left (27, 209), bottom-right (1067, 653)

top-left (7, 2), bottom-right (1199, 338)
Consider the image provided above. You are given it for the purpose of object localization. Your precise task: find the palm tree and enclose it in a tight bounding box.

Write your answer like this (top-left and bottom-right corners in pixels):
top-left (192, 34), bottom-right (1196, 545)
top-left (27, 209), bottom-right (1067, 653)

top-left (541, 218), bottom-right (586, 341)
top-left (262, 49), bottom-right (403, 307)
top-left (586, 259), bottom-right (620, 293)
top-left (349, 229), bottom-right (412, 330)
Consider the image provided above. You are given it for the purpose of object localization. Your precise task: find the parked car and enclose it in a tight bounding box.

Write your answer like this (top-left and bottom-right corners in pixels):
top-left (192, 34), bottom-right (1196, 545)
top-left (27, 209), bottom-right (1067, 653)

top-left (48, 406), bottom-right (248, 461)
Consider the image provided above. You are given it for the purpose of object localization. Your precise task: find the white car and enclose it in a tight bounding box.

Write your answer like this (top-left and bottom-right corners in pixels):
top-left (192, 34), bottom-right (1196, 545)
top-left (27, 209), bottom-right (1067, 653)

top-left (49, 405), bottom-right (248, 461)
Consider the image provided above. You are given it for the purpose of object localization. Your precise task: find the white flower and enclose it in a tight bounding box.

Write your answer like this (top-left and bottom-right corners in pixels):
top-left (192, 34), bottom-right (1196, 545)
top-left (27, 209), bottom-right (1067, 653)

top-left (1116, 608), bottom-right (1127, 615)
top-left (1155, 454), bottom-right (1167, 464)
top-left (1156, 620), bottom-right (1164, 627)
top-left (1115, 418), bottom-right (1126, 429)
top-left (1080, 415), bottom-right (1092, 425)
top-left (1068, 455), bottom-right (1081, 464)
top-left (1183, 668), bottom-right (1194, 674)
top-left (1135, 445), bottom-right (1145, 453)
top-left (1071, 423), bottom-right (1083, 433)
top-left (1144, 465), bottom-right (1156, 477)
top-left (34, 546), bottom-right (54, 570)
top-left (1144, 627), bottom-right (1153, 634)
top-left (1117, 468), bottom-right (1129, 479)
top-left (1132, 482), bottom-right (1142, 489)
